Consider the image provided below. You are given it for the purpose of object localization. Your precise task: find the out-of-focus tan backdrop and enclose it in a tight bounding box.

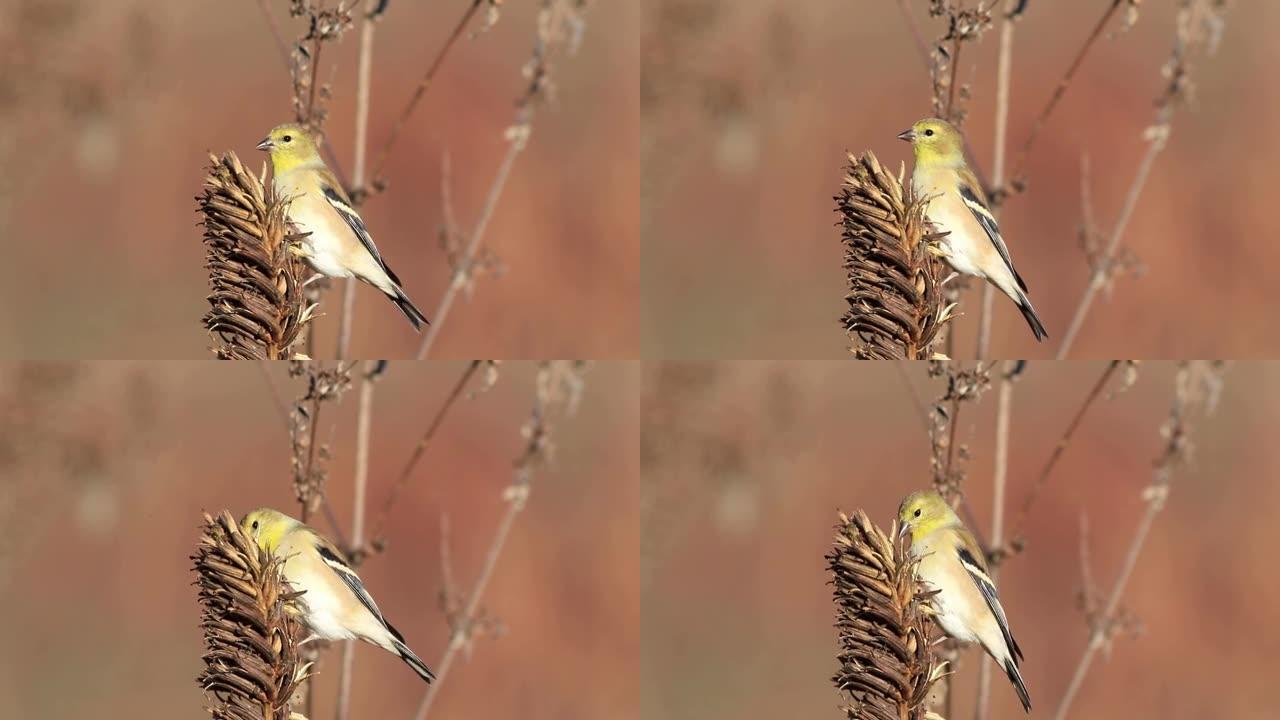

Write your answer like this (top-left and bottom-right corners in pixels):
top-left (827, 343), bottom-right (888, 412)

top-left (642, 1), bottom-right (1270, 358)
top-left (642, 361), bottom-right (1277, 719)
top-left (0, 0), bottom-right (637, 359)
top-left (0, 361), bottom-right (639, 719)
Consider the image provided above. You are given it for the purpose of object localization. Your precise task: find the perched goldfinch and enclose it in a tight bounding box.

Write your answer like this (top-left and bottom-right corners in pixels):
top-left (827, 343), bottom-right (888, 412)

top-left (898, 491), bottom-right (1031, 712)
top-left (240, 508), bottom-right (435, 684)
top-left (898, 118), bottom-right (1047, 342)
top-left (256, 124), bottom-right (429, 330)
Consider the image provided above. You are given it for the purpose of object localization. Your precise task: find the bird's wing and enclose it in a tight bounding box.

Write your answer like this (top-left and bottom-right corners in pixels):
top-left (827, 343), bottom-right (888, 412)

top-left (319, 182), bottom-right (402, 287)
top-left (955, 173), bottom-right (1028, 293)
top-left (309, 532), bottom-right (390, 628)
top-left (954, 534), bottom-right (1024, 662)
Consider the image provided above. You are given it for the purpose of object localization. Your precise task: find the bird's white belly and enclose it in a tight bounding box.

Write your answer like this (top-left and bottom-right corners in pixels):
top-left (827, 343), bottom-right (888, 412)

top-left (917, 550), bottom-right (981, 645)
top-left (925, 206), bottom-right (987, 280)
top-left (281, 199), bottom-right (354, 279)
top-left (296, 587), bottom-right (357, 641)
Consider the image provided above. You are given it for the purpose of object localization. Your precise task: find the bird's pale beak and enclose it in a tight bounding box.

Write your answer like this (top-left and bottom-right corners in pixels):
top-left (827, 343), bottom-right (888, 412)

top-left (256, 137), bottom-right (274, 151)
top-left (897, 128), bottom-right (917, 142)
top-left (898, 522), bottom-right (910, 540)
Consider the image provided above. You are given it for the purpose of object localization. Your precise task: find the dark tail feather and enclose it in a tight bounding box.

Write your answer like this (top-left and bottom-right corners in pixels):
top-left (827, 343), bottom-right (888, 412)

top-left (392, 637), bottom-right (436, 684)
top-left (387, 287), bottom-right (430, 331)
top-left (1017, 293), bottom-right (1048, 342)
top-left (1005, 658), bottom-right (1032, 713)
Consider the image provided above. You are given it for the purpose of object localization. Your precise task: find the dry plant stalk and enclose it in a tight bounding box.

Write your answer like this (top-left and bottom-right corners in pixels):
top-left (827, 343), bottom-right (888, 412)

top-left (927, 362), bottom-right (991, 502)
top-left (412, 360), bottom-right (588, 720)
top-left (193, 510), bottom-right (308, 720)
top-left (1051, 361), bottom-right (1225, 720)
top-left (199, 152), bottom-right (312, 359)
top-left (838, 152), bottom-right (951, 359)
top-left (1056, 0), bottom-right (1232, 358)
top-left (289, 361), bottom-right (353, 525)
top-left (415, 0), bottom-right (594, 358)
top-left (828, 510), bottom-right (943, 720)
top-left (927, 0), bottom-right (995, 125)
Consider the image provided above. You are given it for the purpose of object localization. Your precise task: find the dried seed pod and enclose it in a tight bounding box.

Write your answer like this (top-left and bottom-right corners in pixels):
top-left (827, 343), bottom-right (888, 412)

top-left (198, 152), bottom-right (313, 359)
top-left (828, 510), bottom-right (943, 720)
top-left (837, 152), bottom-right (951, 359)
top-left (193, 510), bottom-right (308, 720)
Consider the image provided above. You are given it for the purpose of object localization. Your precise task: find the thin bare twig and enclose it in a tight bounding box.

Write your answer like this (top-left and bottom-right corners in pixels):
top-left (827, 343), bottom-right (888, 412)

top-left (365, 1), bottom-right (488, 195)
top-left (896, 362), bottom-right (932, 435)
top-left (363, 361), bottom-right (487, 557)
top-left (259, 361), bottom-right (292, 430)
top-left (415, 1), bottom-right (592, 359)
top-left (975, 1), bottom-right (1017, 360)
top-left (974, 359), bottom-right (1018, 720)
top-left (894, 0), bottom-right (933, 72)
top-left (1052, 362), bottom-right (1224, 720)
top-left (414, 139), bottom-right (521, 358)
top-left (335, 0), bottom-right (383, 361)
top-left (413, 362), bottom-right (587, 720)
top-left (1060, 0), bottom-right (1231, 357)
top-left (1055, 116), bottom-right (1163, 358)
top-left (1004, 360), bottom-right (1122, 554)
top-left (1006, 1), bottom-right (1124, 192)
top-left (255, 0), bottom-right (294, 68)
top-left (335, 361), bottom-right (380, 720)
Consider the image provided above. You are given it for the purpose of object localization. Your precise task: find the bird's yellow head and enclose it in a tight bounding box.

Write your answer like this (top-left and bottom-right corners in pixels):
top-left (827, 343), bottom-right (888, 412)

top-left (897, 118), bottom-right (964, 166)
top-left (256, 123), bottom-right (323, 173)
top-left (898, 490), bottom-right (960, 542)
top-left (240, 508), bottom-right (299, 552)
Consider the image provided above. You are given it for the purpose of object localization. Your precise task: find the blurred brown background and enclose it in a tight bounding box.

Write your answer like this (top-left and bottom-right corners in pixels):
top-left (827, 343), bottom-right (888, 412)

top-left (0, 0), bottom-right (637, 359)
top-left (642, 1), bottom-right (1271, 359)
top-left (642, 361), bottom-right (1278, 719)
top-left (0, 361), bottom-right (638, 719)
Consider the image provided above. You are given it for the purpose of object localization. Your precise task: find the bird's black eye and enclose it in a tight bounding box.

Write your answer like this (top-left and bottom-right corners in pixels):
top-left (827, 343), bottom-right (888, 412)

top-left (251, 520), bottom-right (259, 530)
top-left (282, 135), bottom-right (292, 143)
top-left (924, 129), bottom-right (934, 137)
top-left (913, 508), bottom-right (922, 518)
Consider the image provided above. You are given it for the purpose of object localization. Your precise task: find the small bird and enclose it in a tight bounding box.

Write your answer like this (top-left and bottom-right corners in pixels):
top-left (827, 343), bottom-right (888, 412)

top-left (897, 118), bottom-right (1047, 342)
top-left (240, 508), bottom-right (436, 684)
top-left (256, 123), bottom-right (429, 330)
top-left (898, 490), bottom-right (1031, 713)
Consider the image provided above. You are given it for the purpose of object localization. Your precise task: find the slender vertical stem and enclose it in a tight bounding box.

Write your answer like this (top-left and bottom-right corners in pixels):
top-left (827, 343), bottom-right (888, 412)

top-left (368, 1), bottom-right (484, 190)
top-left (975, 360), bottom-right (1014, 719)
top-left (336, 3), bottom-right (379, 360)
top-left (416, 133), bottom-right (526, 359)
top-left (976, 5), bottom-right (1016, 360)
top-left (894, 0), bottom-right (932, 72)
top-left (368, 361), bottom-right (483, 551)
top-left (257, 360), bottom-right (291, 430)
top-left (412, 495), bottom-right (525, 720)
top-left (1009, 1), bottom-right (1123, 187)
top-left (1051, 481), bottom-right (1163, 720)
top-left (1055, 111), bottom-right (1170, 359)
top-left (945, 36), bottom-right (964, 121)
top-left (254, 0), bottom-right (293, 68)
top-left (335, 362), bottom-right (377, 720)
top-left (1009, 360), bottom-right (1119, 546)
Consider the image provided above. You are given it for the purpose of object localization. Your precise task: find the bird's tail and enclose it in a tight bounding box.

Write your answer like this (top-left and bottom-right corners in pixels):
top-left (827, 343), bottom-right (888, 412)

top-left (1015, 290), bottom-right (1048, 342)
top-left (390, 635), bottom-right (436, 684)
top-left (1004, 657), bottom-right (1032, 713)
top-left (386, 286), bottom-right (430, 331)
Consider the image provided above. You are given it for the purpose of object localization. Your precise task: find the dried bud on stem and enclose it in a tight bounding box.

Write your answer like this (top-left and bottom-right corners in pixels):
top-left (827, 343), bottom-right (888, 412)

top-left (838, 152), bottom-right (951, 359)
top-left (828, 510), bottom-right (944, 720)
top-left (193, 510), bottom-right (309, 720)
top-left (198, 152), bottom-right (312, 359)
